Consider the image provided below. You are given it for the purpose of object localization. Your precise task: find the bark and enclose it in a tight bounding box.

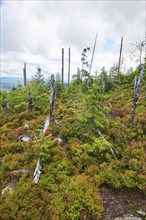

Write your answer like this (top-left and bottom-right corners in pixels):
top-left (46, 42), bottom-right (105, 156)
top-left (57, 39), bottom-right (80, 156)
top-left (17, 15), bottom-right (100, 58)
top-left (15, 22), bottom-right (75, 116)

top-left (68, 47), bottom-right (71, 85)
top-left (26, 91), bottom-right (34, 112)
top-left (3, 169), bottom-right (29, 175)
top-left (33, 156), bottom-right (42, 184)
top-left (101, 71), bottom-right (105, 108)
top-left (23, 62), bottom-right (27, 86)
top-left (118, 36), bottom-right (123, 79)
top-left (129, 66), bottom-right (144, 124)
top-left (2, 100), bottom-right (10, 114)
top-left (61, 48), bottom-right (64, 88)
top-left (89, 29), bottom-right (98, 75)
top-left (50, 74), bottom-right (56, 121)
top-left (43, 117), bottom-right (50, 135)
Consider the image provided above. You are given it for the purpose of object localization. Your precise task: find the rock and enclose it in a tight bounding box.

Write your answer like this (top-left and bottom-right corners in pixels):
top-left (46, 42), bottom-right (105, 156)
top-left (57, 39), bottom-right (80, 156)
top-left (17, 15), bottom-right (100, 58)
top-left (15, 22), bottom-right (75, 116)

top-left (114, 217), bottom-right (141, 220)
top-left (137, 210), bottom-right (146, 216)
top-left (19, 135), bottom-right (30, 142)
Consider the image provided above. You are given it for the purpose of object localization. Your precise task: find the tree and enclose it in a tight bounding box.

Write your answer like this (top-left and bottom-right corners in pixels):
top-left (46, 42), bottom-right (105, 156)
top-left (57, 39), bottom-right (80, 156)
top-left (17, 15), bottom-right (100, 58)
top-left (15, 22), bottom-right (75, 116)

top-left (129, 66), bottom-right (145, 124)
top-left (130, 38), bottom-right (146, 67)
top-left (33, 66), bottom-right (45, 84)
top-left (55, 73), bottom-right (63, 98)
top-left (81, 47), bottom-right (91, 81)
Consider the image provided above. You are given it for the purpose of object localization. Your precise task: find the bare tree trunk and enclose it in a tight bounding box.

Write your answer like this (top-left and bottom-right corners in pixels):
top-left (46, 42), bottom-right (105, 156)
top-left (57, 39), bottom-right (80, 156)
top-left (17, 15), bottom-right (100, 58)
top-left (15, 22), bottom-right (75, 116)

top-left (33, 156), bottom-right (41, 184)
top-left (2, 100), bottom-right (10, 114)
top-left (68, 47), bottom-right (71, 85)
top-left (89, 29), bottom-right (98, 75)
top-left (50, 74), bottom-right (56, 121)
top-left (26, 91), bottom-right (34, 112)
top-left (129, 66), bottom-right (144, 124)
top-left (118, 36), bottom-right (123, 79)
top-left (23, 62), bottom-right (27, 86)
top-left (61, 48), bottom-right (64, 88)
top-left (101, 71), bottom-right (105, 108)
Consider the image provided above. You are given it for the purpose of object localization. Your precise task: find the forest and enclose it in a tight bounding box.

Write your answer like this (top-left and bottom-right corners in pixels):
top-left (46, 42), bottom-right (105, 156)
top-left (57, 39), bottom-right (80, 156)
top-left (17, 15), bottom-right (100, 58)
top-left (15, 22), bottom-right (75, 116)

top-left (0, 57), bottom-right (146, 219)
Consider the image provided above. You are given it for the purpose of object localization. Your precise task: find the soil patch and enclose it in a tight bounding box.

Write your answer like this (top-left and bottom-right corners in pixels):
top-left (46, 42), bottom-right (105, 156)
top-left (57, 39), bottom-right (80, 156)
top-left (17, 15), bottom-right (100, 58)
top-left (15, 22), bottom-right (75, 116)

top-left (99, 187), bottom-right (146, 220)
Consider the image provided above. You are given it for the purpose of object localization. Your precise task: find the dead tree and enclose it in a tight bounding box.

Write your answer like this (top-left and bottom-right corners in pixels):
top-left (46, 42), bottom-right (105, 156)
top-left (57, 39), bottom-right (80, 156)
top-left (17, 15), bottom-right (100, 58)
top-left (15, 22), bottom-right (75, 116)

top-left (131, 39), bottom-right (146, 67)
top-left (50, 74), bottom-right (56, 121)
top-left (61, 48), bottom-right (64, 88)
top-left (129, 66), bottom-right (144, 124)
top-left (23, 62), bottom-right (27, 86)
top-left (117, 36), bottom-right (123, 79)
top-left (33, 156), bottom-right (41, 184)
top-left (43, 117), bottom-right (50, 135)
top-left (101, 70), bottom-right (105, 108)
top-left (68, 47), bottom-right (71, 85)
top-left (2, 100), bottom-right (10, 114)
top-left (89, 29), bottom-right (98, 75)
top-left (26, 91), bottom-right (34, 112)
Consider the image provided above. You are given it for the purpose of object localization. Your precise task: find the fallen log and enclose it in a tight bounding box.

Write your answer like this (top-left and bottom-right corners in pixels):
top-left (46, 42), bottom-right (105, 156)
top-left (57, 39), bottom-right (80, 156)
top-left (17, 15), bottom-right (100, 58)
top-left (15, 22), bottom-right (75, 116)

top-left (33, 156), bottom-right (42, 184)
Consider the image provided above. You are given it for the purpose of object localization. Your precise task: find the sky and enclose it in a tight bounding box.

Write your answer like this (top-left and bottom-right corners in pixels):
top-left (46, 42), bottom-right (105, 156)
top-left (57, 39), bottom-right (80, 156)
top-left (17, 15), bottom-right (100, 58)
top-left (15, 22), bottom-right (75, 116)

top-left (0, 0), bottom-right (146, 80)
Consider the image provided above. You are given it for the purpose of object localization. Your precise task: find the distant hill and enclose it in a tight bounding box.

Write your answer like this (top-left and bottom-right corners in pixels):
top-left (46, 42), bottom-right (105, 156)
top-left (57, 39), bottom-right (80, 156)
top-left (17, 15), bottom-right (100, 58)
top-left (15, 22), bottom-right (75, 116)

top-left (0, 77), bottom-right (24, 91)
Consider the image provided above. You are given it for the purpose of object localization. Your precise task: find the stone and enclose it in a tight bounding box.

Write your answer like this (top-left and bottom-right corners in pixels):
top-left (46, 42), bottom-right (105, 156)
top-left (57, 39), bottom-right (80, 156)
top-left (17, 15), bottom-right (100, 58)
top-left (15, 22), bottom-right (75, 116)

top-left (114, 217), bottom-right (141, 220)
top-left (137, 210), bottom-right (145, 216)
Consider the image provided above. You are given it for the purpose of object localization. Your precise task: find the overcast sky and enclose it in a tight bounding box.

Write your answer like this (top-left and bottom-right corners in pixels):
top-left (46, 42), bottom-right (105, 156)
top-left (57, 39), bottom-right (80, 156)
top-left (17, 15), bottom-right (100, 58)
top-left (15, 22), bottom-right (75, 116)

top-left (0, 0), bottom-right (145, 80)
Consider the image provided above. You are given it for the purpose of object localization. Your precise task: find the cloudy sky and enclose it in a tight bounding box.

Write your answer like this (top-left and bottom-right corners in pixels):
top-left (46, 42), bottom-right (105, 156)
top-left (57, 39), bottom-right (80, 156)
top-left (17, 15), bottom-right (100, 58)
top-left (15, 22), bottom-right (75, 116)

top-left (0, 0), bottom-right (145, 80)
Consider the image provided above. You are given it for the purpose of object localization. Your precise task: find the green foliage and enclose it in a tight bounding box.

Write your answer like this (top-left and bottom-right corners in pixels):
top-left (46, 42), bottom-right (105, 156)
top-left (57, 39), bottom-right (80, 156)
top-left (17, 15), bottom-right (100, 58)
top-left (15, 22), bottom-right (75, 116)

top-left (33, 66), bottom-right (45, 84)
top-left (0, 66), bottom-right (146, 219)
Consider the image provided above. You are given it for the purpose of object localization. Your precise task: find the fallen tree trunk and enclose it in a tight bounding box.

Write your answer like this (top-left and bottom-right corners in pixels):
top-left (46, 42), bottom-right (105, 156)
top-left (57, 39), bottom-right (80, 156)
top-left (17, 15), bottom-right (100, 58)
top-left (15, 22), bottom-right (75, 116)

top-left (3, 169), bottom-right (29, 175)
top-left (95, 129), bottom-right (117, 160)
top-left (43, 117), bottom-right (50, 135)
top-left (33, 156), bottom-right (42, 184)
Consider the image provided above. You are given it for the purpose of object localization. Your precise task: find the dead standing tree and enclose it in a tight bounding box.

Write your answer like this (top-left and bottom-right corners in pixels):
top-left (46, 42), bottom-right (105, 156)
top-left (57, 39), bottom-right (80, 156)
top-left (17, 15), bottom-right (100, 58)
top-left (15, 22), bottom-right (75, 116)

top-left (61, 48), bottom-right (64, 88)
top-left (2, 100), bottom-right (10, 114)
top-left (101, 70), bottom-right (105, 108)
top-left (68, 47), bottom-right (71, 85)
top-left (117, 36), bottom-right (123, 79)
top-left (23, 62), bottom-right (27, 86)
top-left (129, 66), bottom-right (145, 124)
top-left (26, 91), bottom-right (34, 112)
top-left (130, 39), bottom-right (146, 67)
top-left (50, 74), bottom-right (56, 121)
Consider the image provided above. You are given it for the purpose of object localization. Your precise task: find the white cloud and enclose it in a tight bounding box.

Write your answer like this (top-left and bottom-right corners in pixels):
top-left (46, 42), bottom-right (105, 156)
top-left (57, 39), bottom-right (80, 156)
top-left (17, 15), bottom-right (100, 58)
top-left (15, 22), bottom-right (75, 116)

top-left (0, 0), bottom-right (145, 79)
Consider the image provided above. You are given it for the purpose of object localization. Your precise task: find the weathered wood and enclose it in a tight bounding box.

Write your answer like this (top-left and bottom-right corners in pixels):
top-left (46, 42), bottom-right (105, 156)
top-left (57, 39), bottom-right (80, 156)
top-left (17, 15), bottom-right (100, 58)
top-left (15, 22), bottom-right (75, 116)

top-left (33, 156), bottom-right (42, 184)
top-left (3, 169), bottom-right (29, 175)
top-left (89, 29), bottom-right (98, 75)
top-left (129, 66), bottom-right (144, 124)
top-left (68, 47), bottom-right (71, 85)
top-left (61, 48), bottom-right (64, 88)
top-left (96, 129), bottom-right (117, 160)
top-left (118, 36), bottom-right (123, 78)
top-left (2, 100), bottom-right (10, 114)
top-left (43, 117), bottom-right (50, 135)
top-left (50, 74), bottom-right (56, 121)
top-left (23, 62), bottom-right (27, 86)
top-left (26, 91), bottom-right (34, 112)
top-left (101, 71), bottom-right (105, 108)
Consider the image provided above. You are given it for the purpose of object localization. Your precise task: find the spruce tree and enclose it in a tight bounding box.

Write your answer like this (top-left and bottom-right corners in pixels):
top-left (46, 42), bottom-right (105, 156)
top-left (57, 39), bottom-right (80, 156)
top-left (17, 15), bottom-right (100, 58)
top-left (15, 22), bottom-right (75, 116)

top-left (33, 66), bottom-right (45, 84)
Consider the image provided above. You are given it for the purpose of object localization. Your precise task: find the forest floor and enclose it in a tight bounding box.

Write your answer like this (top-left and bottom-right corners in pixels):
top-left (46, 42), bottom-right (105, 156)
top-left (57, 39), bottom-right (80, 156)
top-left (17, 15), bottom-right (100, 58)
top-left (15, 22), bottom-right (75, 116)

top-left (99, 187), bottom-right (146, 220)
